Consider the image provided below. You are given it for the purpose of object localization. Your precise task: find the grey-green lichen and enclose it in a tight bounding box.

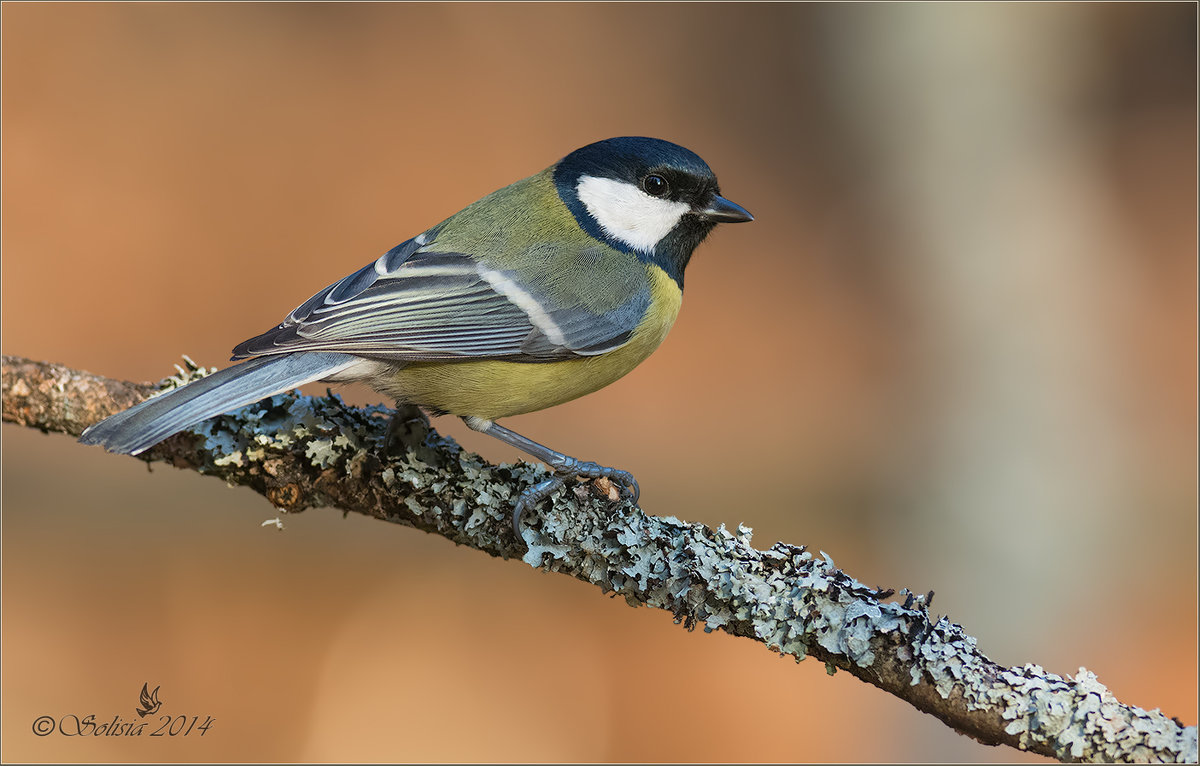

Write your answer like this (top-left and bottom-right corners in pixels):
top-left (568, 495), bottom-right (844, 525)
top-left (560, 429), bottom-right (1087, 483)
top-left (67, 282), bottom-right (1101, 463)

top-left (513, 484), bottom-right (1195, 762)
top-left (987, 665), bottom-right (1197, 762)
top-left (521, 503), bottom-right (915, 668)
top-left (74, 363), bottom-right (1197, 764)
top-left (198, 393), bottom-right (392, 470)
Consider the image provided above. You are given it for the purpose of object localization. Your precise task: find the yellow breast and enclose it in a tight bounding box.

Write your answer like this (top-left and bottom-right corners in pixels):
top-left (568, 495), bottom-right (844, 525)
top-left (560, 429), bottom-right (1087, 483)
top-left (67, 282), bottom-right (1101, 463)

top-left (383, 265), bottom-right (682, 420)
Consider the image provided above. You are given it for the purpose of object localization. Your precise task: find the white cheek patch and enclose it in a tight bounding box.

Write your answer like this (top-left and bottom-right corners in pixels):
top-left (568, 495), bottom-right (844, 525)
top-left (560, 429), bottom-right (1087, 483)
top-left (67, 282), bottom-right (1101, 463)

top-left (576, 175), bottom-right (691, 253)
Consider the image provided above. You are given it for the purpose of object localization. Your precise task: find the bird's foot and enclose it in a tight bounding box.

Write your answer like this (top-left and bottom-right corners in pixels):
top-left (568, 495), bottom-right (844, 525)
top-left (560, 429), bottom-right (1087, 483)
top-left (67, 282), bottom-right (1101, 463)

top-left (458, 418), bottom-right (638, 543)
top-left (383, 404), bottom-right (431, 455)
top-left (511, 461), bottom-right (639, 540)
top-left (565, 461), bottom-right (640, 506)
top-left (512, 476), bottom-right (565, 538)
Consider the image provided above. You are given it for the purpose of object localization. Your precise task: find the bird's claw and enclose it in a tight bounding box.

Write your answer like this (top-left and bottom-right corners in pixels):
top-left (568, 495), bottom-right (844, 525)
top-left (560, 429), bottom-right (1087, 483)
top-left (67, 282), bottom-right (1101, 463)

top-left (383, 404), bottom-right (431, 455)
top-left (512, 477), bottom-right (565, 539)
top-left (511, 464), bottom-right (639, 541)
top-left (564, 460), bottom-right (639, 504)
top-left (628, 476), bottom-right (640, 505)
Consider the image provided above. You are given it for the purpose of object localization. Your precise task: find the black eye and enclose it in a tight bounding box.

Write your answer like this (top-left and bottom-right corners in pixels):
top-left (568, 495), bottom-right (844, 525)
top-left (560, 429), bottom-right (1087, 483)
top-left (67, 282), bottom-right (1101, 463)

top-left (641, 174), bottom-right (669, 197)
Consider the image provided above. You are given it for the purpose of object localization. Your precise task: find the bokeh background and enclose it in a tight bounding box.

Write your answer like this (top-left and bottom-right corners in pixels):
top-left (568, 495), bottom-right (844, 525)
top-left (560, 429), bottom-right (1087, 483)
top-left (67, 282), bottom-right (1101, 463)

top-left (3, 3), bottom-right (1195, 762)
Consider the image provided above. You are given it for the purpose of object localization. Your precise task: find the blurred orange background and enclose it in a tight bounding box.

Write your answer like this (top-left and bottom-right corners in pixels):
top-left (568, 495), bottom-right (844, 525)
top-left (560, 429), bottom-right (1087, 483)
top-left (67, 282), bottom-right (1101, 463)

top-left (2, 3), bottom-right (1195, 762)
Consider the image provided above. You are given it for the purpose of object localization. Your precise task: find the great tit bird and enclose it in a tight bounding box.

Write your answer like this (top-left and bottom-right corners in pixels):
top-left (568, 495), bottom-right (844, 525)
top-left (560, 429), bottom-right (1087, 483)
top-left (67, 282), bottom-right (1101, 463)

top-left (80, 136), bottom-right (753, 536)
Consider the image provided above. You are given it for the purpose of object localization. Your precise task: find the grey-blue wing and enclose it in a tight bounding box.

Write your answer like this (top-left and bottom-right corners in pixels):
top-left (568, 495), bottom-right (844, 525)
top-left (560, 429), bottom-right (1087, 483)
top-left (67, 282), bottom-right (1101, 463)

top-left (231, 238), bottom-right (648, 363)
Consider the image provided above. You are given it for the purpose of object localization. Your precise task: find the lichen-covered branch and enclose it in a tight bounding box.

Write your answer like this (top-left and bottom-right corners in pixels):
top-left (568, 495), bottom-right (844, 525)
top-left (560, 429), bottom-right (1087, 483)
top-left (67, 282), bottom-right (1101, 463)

top-left (3, 353), bottom-right (1195, 763)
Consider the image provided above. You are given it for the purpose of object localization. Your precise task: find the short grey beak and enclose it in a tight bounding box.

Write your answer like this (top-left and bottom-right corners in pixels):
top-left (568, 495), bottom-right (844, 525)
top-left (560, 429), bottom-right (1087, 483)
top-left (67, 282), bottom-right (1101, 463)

top-left (698, 194), bottom-right (754, 223)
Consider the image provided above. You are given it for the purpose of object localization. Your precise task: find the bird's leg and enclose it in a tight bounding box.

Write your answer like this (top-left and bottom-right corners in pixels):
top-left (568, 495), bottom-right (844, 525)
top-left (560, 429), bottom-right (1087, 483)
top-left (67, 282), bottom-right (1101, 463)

top-left (384, 403), bottom-right (431, 455)
top-left (463, 416), bottom-right (639, 537)
top-left (382, 403), bottom-right (452, 471)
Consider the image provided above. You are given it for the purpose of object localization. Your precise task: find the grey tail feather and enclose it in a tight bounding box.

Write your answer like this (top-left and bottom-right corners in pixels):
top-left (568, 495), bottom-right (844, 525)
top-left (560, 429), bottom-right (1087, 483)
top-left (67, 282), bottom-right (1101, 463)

top-left (78, 352), bottom-right (359, 455)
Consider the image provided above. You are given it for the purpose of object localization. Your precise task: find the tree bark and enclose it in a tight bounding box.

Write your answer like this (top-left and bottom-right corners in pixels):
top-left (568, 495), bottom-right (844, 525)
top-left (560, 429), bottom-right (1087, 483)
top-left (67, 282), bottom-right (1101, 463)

top-left (3, 354), bottom-right (1195, 763)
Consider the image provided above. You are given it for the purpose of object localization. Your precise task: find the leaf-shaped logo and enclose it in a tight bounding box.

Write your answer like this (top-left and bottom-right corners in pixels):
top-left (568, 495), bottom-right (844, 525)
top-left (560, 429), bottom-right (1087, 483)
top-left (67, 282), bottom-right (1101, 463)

top-left (135, 683), bottom-right (162, 717)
